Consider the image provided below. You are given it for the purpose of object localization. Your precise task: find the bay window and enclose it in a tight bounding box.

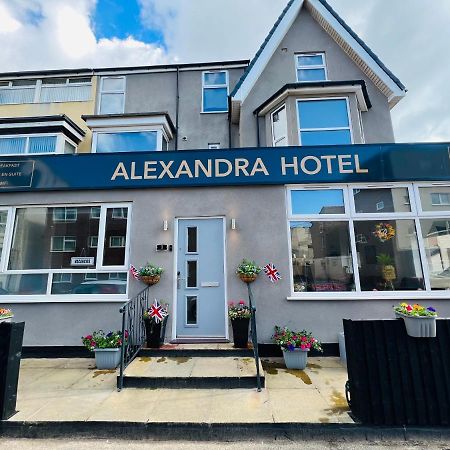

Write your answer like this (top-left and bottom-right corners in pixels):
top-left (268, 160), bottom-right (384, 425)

top-left (288, 184), bottom-right (450, 297)
top-left (0, 203), bottom-right (130, 298)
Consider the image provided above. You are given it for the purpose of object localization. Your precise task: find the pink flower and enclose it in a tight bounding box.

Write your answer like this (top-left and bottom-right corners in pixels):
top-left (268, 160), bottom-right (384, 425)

top-left (406, 305), bottom-right (413, 312)
top-left (301, 336), bottom-right (307, 341)
top-left (239, 300), bottom-right (245, 305)
top-left (301, 344), bottom-right (306, 349)
top-left (85, 335), bottom-right (92, 340)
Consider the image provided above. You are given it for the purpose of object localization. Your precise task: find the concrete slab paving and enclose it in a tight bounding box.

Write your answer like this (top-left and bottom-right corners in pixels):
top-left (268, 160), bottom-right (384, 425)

top-left (10, 356), bottom-right (352, 425)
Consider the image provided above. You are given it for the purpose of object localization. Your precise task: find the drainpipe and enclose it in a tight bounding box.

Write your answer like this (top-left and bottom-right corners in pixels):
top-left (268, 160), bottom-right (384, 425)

top-left (255, 113), bottom-right (261, 147)
top-left (175, 66), bottom-right (180, 150)
top-left (228, 96), bottom-right (232, 149)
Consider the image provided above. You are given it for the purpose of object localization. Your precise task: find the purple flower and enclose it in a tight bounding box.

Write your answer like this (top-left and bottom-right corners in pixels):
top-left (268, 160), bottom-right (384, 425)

top-left (287, 343), bottom-right (295, 351)
top-left (427, 307), bottom-right (436, 312)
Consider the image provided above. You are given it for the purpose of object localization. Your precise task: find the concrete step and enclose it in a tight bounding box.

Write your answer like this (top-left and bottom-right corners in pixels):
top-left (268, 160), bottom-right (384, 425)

top-left (119, 355), bottom-right (265, 389)
top-left (139, 343), bottom-right (253, 358)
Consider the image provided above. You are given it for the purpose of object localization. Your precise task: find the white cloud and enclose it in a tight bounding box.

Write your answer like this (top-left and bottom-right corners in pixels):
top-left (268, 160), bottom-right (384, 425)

top-left (0, 0), bottom-right (170, 71)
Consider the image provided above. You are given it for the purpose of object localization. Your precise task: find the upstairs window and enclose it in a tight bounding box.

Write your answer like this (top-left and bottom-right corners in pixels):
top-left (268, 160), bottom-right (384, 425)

top-left (99, 76), bottom-right (125, 114)
top-left (271, 105), bottom-right (288, 147)
top-left (297, 98), bottom-right (352, 146)
top-left (202, 71), bottom-right (228, 113)
top-left (0, 77), bottom-right (91, 104)
top-left (296, 53), bottom-right (327, 82)
top-left (94, 130), bottom-right (165, 153)
top-left (0, 135), bottom-right (58, 155)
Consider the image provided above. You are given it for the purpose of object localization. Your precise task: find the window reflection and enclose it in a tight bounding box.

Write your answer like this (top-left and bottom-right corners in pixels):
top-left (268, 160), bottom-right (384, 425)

top-left (353, 188), bottom-right (411, 213)
top-left (291, 190), bottom-right (345, 215)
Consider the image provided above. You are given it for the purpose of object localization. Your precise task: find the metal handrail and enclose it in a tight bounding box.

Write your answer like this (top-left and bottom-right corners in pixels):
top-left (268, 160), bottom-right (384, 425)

top-left (247, 283), bottom-right (262, 391)
top-left (118, 285), bottom-right (150, 391)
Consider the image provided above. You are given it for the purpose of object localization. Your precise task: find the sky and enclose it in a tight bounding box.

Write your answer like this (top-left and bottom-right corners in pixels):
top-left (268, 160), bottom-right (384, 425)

top-left (0, 0), bottom-right (449, 143)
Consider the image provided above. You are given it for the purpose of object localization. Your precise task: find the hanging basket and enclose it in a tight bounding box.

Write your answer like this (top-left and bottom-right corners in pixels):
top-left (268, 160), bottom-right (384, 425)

top-left (140, 275), bottom-right (161, 286)
top-left (238, 273), bottom-right (258, 284)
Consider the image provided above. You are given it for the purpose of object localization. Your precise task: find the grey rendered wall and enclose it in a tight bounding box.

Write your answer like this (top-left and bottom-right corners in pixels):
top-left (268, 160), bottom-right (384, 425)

top-left (125, 67), bottom-right (245, 151)
top-left (239, 6), bottom-right (395, 148)
top-left (3, 188), bottom-right (450, 347)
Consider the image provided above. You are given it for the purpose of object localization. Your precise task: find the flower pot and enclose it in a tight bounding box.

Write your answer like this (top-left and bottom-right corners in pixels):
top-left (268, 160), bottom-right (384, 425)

top-left (282, 348), bottom-right (309, 370)
top-left (395, 312), bottom-right (437, 338)
top-left (0, 317), bottom-right (13, 323)
top-left (94, 348), bottom-right (121, 370)
top-left (231, 317), bottom-right (250, 348)
top-left (144, 318), bottom-right (162, 348)
top-left (238, 273), bottom-right (257, 283)
top-left (141, 275), bottom-right (161, 286)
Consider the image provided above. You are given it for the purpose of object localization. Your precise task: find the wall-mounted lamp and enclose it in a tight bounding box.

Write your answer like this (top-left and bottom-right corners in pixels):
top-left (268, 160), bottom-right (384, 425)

top-left (230, 218), bottom-right (236, 230)
top-left (163, 220), bottom-right (168, 231)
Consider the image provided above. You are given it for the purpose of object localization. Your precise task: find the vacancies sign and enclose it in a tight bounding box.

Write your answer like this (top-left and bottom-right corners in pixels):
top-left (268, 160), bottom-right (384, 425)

top-left (0, 143), bottom-right (449, 192)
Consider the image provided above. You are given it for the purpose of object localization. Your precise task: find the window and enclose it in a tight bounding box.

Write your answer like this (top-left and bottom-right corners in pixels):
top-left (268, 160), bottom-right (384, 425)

top-left (296, 53), bottom-right (327, 82)
top-left (0, 77), bottom-right (91, 104)
top-left (53, 207), bottom-right (77, 222)
top-left (271, 105), bottom-right (288, 147)
top-left (208, 143), bottom-right (221, 149)
top-left (112, 208), bottom-right (128, 219)
top-left (99, 76), bottom-right (125, 114)
top-left (109, 236), bottom-right (126, 248)
top-left (202, 71), bottom-right (228, 113)
top-left (0, 135), bottom-right (58, 155)
top-left (297, 98), bottom-right (352, 146)
top-left (89, 236), bottom-right (98, 248)
top-left (51, 236), bottom-right (77, 252)
top-left (431, 193), bottom-right (450, 206)
top-left (1, 204), bottom-right (130, 297)
top-left (94, 130), bottom-right (164, 153)
top-left (288, 185), bottom-right (440, 297)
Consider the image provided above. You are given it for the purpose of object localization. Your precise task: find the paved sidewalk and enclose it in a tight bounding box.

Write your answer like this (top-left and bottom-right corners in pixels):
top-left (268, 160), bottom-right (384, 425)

top-left (10, 357), bottom-right (352, 424)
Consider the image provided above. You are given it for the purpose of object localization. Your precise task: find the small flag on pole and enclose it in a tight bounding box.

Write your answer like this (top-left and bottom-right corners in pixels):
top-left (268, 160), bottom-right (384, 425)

top-left (149, 299), bottom-right (168, 324)
top-left (130, 264), bottom-right (140, 280)
top-left (263, 263), bottom-right (282, 283)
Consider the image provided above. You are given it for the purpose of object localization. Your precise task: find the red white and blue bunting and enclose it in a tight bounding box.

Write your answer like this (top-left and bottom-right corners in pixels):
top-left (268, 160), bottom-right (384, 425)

top-left (263, 263), bottom-right (282, 283)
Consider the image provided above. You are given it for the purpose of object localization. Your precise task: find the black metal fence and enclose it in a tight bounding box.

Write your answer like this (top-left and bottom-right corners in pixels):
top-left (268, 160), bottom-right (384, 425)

top-left (118, 286), bottom-right (150, 390)
top-left (344, 318), bottom-right (450, 426)
top-left (247, 283), bottom-right (262, 391)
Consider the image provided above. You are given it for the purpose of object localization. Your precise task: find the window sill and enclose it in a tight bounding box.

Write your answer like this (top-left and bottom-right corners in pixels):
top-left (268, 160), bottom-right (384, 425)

top-left (1, 295), bottom-right (129, 304)
top-left (287, 291), bottom-right (450, 301)
top-left (200, 110), bottom-right (228, 114)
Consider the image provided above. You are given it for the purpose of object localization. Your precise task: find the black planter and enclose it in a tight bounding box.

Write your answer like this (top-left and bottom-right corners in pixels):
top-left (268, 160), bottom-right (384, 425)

top-left (231, 318), bottom-right (250, 348)
top-left (144, 319), bottom-right (162, 348)
top-left (0, 321), bottom-right (25, 420)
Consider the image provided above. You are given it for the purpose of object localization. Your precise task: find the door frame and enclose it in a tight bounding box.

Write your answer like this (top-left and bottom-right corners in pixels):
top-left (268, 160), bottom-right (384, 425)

top-left (171, 216), bottom-right (228, 341)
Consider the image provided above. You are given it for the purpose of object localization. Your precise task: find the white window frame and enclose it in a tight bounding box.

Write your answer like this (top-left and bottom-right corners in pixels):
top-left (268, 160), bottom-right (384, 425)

top-left (98, 76), bottom-right (126, 115)
top-left (92, 127), bottom-right (166, 153)
top-left (185, 294), bottom-right (198, 327)
top-left (431, 192), bottom-right (450, 206)
top-left (50, 236), bottom-right (77, 253)
top-left (0, 133), bottom-right (72, 156)
top-left (286, 182), bottom-right (450, 300)
top-left (109, 236), bottom-right (126, 248)
top-left (201, 70), bottom-right (229, 114)
top-left (296, 97), bottom-right (354, 146)
top-left (271, 104), bottom-right (289, 147)
top-left (53, 207), bottom-right (78, 222)
top-left (112, 207), bottom-right (128, 219)
top-left (0, 77), bottom-right (92, 105)
top-left (53, 273), bottom-right (73, 283)
top-left (295, 52), bottom-right (327, 82)
top-left (0, 202), bottom-right (131, 302)
top-left (89, 236), bottom-right (98, 248)
top-left (90, 207), bottom-right (101, 219)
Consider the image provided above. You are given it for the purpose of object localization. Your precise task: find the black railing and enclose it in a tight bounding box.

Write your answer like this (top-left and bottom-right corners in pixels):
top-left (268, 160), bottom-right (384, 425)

top-left (118, 285), bottom-right (150, 391)
top-left (247, 283), bottom-right (262, 391)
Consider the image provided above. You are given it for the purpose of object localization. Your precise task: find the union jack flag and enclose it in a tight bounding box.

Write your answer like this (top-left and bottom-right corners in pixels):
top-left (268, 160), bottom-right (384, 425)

top-left (129, 264), bottom-right (140, 280)
top-left (148, 299), bottom-right (168, 324)
top-left (263, 263), bottom-right (282, 283)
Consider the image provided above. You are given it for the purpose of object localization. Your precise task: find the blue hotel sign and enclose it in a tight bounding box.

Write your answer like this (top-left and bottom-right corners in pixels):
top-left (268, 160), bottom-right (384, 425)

top-left (0, 143), bottom-right (449, 192)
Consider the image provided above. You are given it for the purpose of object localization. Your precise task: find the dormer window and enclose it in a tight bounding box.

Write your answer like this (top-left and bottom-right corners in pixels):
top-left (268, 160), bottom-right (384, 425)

top-left (296, 53), bottom-right (327, 82)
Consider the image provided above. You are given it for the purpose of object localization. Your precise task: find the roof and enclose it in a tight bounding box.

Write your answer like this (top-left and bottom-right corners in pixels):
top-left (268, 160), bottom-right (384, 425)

top-left (231, 0), bottom-right (406, 108)
top-left (253, 80), bottom-right (371, 115)
top-left (0, 60), bottom-right (250, 79)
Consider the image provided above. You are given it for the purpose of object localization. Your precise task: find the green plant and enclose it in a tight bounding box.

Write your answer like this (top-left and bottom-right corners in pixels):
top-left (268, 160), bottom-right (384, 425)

top-left (228, 300), bottom-right (251, 320)
top-left (273, 326), bottom-right (323, 352)
top-left (0, 308), bottom-right (13, 318)
top-left (139, 263), bottom-right (164, 277)
top-left (81, 330), bottom-right (127, 351)
top-left (236, 259), bottom-right (262, 276)
top-left (376, 253), bottom-right (394, 266)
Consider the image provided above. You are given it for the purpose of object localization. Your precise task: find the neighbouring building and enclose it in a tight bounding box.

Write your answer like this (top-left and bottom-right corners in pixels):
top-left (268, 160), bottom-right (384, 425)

top-left (0, 0), bottom-right (449, 349)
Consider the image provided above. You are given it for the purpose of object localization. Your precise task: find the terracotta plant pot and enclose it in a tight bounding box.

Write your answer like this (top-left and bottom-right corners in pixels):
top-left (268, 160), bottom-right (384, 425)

top-left (238, 273), bottom-right (257, 283)
top-left (231, 317), bottom-right (250, 348)
top-left (140, 275), bottom-right (161, 286)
